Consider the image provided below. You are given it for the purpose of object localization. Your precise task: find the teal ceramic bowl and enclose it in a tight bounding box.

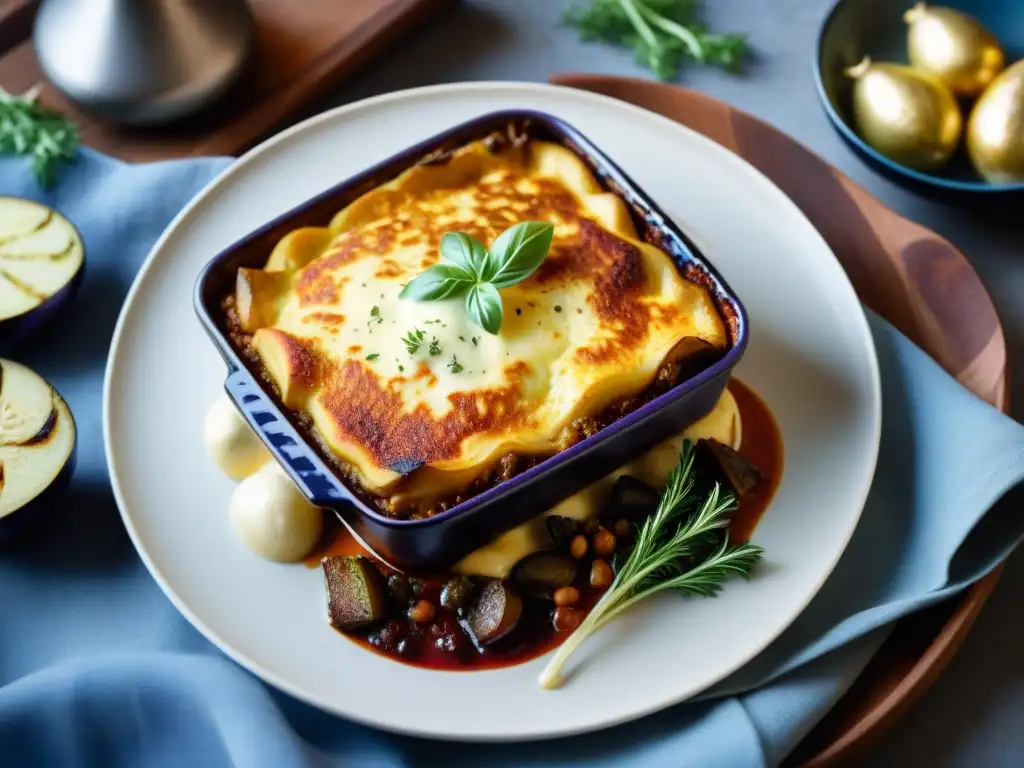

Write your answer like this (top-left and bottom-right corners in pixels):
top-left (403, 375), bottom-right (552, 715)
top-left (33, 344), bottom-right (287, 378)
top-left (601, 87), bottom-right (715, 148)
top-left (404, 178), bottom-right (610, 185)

top-left (816, 0), bottom-right (1024, 199)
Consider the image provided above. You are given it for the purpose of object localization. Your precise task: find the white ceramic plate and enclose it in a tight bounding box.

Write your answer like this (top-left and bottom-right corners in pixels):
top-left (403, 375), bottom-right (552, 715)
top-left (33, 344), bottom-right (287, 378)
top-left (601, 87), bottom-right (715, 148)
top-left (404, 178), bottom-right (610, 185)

top-left (104, 83), bottom-right (881, 741)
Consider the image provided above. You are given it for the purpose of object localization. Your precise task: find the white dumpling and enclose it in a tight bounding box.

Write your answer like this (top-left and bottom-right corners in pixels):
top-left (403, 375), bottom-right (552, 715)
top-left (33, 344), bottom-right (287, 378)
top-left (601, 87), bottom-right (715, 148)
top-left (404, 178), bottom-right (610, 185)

top-left (203, 394), bottom-right (270, 480)
top-left (229, 462), bottom-right (323, 562)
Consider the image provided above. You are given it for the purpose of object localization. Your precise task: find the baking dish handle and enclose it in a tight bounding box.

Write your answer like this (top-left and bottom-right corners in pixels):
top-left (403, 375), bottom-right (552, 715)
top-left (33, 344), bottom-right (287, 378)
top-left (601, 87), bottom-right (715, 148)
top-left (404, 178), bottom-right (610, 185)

top-left (223, 368), bottom-right (354, 508)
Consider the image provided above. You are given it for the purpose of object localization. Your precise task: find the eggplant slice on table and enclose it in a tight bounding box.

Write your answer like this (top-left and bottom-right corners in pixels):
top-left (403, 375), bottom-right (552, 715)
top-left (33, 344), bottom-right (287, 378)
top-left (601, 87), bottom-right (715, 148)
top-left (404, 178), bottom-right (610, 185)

top-left (0, 197), bottom-right (85, 353)
top-left (0, 358), bottom-right (77, 541)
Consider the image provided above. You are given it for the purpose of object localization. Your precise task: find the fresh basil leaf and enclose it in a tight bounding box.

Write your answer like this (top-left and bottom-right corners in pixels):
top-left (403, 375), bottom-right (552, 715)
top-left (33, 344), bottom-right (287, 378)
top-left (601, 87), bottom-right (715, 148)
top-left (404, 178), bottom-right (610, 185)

top-left (399, 263), bottom-right (474, 301)
top-left (440, 232), bottom-right (489, 278)
top-left (486, 221), bottom-right (554, 288)
top-left (465, 282), bottom-right (503, 334)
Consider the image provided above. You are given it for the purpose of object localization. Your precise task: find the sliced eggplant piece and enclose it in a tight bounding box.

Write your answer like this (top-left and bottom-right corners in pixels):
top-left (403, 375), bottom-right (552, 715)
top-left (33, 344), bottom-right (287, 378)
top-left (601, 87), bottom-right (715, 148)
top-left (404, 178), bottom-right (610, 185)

top-left (0, 198), bottom-right (84, 353)
top-left (0, 359), bottom-right (76, 542)
top-left (604, 475), bottom-right (660, 522)
top-left (440, 575), bottom-right (474, 614)
top-left (511, 552), bottom-right (578, 599)
top-left (662, 336), bottom-right (724, 382)
top-left (0, 356), bottom-right (55, 445)
top-left (323, 555), bottom-right (389, 631)
top-left (698, 438), bottom-right (763, 497)
top-left (545, 515), bottom-right (581, 548)
top-left (466, 579), bottom-right (523, 645)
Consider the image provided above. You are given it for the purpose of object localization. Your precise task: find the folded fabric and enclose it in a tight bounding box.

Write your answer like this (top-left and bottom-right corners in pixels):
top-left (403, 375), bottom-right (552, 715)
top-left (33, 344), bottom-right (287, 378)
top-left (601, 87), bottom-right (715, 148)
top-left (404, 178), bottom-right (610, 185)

top-left (0, 150), bottom-right (1022, 768)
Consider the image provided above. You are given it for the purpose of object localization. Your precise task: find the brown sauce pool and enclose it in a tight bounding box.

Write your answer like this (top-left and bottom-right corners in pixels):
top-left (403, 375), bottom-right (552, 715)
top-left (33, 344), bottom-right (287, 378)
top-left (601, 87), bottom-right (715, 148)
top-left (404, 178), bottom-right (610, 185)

top-left (309, 378), bottom-right (783, 672)
top-left (728, 379), bottom-right (784, 543)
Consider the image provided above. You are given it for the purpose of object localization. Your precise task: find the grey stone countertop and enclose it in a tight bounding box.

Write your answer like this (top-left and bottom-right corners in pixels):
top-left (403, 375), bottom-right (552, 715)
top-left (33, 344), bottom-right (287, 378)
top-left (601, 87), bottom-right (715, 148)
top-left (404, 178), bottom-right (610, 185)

top-left (319, 2), bottom-right (1024, 765)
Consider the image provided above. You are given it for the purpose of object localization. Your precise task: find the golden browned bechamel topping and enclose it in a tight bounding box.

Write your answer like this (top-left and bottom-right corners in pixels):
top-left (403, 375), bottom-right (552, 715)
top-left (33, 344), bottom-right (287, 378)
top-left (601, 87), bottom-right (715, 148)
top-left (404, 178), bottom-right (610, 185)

top-left (234, 136), bottom-right (727, 509)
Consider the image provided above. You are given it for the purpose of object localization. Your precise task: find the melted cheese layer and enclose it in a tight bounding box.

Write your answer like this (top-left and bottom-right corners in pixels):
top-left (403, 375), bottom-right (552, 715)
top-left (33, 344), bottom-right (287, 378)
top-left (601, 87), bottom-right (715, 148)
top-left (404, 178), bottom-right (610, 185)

top-left (238, 137), bottom-right (726, 505)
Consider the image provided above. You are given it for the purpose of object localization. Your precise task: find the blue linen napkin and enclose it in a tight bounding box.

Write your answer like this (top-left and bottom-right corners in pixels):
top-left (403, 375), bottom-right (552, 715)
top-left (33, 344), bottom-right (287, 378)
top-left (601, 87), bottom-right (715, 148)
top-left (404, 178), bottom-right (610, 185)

top-left (0, 149), bottom-right (1022, 768)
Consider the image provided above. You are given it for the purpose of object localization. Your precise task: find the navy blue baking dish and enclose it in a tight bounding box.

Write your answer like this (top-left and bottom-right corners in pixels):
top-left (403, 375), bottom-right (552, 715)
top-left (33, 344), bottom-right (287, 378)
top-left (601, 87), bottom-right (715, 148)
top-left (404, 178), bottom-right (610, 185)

top-left (195, 110), bottom-right (749, 571)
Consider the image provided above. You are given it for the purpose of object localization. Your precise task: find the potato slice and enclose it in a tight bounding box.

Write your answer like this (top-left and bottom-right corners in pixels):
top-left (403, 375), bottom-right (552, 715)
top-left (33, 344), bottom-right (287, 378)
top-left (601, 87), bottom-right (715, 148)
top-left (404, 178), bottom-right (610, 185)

top-left (235, 268), bottom-right (291, 331)
top-left (251, 328), bottom-right (318, 409)
top-left (264, 227), bottom-right (333, 273)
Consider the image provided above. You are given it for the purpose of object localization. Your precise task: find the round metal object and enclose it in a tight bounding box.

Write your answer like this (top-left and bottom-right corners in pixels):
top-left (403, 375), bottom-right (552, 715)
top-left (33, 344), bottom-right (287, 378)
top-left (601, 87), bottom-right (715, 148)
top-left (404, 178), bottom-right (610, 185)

top-left (33, 0), bottom-right (254, 126)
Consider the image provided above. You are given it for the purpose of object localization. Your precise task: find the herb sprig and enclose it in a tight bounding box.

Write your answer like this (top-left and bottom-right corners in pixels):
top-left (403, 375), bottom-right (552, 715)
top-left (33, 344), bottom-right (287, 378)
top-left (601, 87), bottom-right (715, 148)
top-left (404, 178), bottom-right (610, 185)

top-left (538, 440), bottom-right (763, 689)
top-left (0, 86), bottom-right (79, 188)
top-left (399, 221), bottom-right (554, 334)
top-left (564, 0), bottom-right (748, 81)
top-left (402, 328), bottom-right (426, 355)
top-left (367, 305), bottom-right (383, 331)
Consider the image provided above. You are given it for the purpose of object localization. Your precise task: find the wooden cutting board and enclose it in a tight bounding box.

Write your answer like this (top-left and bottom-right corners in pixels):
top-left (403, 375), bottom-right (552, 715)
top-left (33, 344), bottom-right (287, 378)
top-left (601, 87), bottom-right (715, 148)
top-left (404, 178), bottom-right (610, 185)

top-left (0, 0), bottom-right (458, 161)
top-left (548, 73), bottom-right (1009, 767)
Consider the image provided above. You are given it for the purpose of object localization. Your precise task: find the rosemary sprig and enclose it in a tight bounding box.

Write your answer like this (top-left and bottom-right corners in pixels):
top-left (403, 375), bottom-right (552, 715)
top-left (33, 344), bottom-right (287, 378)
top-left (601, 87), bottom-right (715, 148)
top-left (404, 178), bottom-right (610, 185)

top-left (563, 0), bottom-right (748, 81)
top-left (0, 86), bottom-right (79, 188)
top-left (538, 440), bottom-right (764, 689)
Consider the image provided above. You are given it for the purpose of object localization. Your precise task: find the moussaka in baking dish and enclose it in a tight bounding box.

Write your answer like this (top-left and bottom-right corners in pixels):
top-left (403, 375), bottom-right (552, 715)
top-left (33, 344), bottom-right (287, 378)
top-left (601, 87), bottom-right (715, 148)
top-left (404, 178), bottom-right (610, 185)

top-left (223, 132), bottom-right (728, 518)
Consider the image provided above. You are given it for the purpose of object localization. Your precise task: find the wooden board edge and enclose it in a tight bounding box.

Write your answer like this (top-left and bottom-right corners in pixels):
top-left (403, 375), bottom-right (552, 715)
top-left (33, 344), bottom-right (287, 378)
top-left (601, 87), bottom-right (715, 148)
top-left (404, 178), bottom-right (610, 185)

top-left (188, 0), bottom-right (462, 159)
top-left (0, 0), bottom-right (37, 57)
top-left (796, 568), bottom-right (1002, 766)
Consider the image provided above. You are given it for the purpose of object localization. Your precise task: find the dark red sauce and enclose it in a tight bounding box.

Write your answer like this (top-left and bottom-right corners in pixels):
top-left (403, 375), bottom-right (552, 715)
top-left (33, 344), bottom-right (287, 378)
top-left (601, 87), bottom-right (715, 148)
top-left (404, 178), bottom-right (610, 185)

top-left (728, 379), bottom-right (784, 543)
top-left (309, 378), bottom-right (783, 672)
